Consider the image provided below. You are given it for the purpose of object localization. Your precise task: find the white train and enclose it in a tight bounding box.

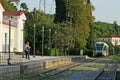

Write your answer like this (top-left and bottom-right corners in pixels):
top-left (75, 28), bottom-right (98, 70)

top-left (95, 42), bottom-right (109, 56)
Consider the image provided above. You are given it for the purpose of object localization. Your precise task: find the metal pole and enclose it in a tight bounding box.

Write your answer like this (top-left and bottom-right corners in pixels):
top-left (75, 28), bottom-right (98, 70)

top-left (42, 27), bottom-right (44, 56)
top-left (22, 20), bottom-right (25, 58)
top-left (55, 31), bottom-right (57, 56)
top-left (8, 17), bottom-right (12, 65)
top-left (49, 29), bottom-right (51, 49)
top-left (33, 24), bottom-right (36, 57)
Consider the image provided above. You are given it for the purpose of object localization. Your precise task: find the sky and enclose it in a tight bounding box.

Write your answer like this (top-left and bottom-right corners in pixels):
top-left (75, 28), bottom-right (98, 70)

top-left (18, 0), bottom-right (120, 25)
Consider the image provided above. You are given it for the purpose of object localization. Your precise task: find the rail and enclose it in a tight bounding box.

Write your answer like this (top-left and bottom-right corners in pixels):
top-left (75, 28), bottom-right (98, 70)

top-left (95, 64), bottom-right (117, 80)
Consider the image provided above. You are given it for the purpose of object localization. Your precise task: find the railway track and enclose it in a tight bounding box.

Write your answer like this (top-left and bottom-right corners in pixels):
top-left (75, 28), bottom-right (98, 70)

top-left (95, 64), bottom-right (117, 80)
top-left (5, 58), bottom-right (117, 80)
top-left (22, 59), bottom-right (95, 79)
top-left (38, 59), bottom-right (117, 80)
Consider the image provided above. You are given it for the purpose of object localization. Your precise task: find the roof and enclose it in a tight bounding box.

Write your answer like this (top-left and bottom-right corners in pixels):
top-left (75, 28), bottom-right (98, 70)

top-left (3, 11), bottom-right (24, 16)
top-left (102, 34), bottom-right (120, 38)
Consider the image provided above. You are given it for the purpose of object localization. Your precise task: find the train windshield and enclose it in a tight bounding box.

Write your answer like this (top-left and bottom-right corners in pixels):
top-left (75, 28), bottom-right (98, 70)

top-left (96, 44), bottom-right (104, 50)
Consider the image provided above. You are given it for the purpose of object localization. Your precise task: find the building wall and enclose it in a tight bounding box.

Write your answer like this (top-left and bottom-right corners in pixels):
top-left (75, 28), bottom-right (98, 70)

top-left (0, 11), bottom-right (3, 52)
top-left (2, 24), bottom-right (17, 52)
top-left (16, 18), bottom-right (24, 52)
top-left (111, 38), bottom-right (120, 46)
top-left (101, 37), bottom-right (120, 46)
top-left (0, 4), bottom-right (26, 53)
top-left (3, 16), bottom-right (25, 52)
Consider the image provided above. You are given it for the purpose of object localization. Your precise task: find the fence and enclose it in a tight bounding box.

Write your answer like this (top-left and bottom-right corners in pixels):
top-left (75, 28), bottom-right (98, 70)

top-left (0, 52), bottom-right (24, 66)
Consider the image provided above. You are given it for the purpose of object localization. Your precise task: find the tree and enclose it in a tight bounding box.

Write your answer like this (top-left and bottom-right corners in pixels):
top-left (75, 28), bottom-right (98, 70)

top-left (0, 0), bottom-right (17, 11)
top-left (85, 0), bottom-right (95, 49)
top-left (113, 21), bottom-right (120, 35)
top-left (54, 0), bottom-right (94, 48)
top-left (54, 0), bottom-right (66, 23)
top-left (91, 21), bottom-right (116, 39)
top-left (7, 0), bottom-right (20, 5)
top-left (20, 3), bottom-right (28, 12)
top-left (24, 10), bottom-right (55, 55)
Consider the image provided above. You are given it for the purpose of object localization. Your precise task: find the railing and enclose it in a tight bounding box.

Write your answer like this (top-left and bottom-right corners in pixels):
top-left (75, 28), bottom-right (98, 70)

top-left (0, 52), bottom-right (23, 66)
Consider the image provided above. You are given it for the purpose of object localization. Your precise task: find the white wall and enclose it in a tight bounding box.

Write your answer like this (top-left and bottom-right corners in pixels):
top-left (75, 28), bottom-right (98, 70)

top-left (2, 24), bottom-right (17, 52)
top-left (0, 11), bottom-right (3, 52)
top-left (16, 18), bottom-right (24, 52)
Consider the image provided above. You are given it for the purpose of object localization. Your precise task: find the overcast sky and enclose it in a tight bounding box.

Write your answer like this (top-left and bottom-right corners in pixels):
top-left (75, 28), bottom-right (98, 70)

top-left (19, 0), bottom-right (120, 25)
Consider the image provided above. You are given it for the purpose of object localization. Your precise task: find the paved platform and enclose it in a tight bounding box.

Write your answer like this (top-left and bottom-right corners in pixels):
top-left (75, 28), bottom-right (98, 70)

top-left (0, 53), bottom-right (85, 65)
top-left (0, 54), bottom-right (68, 65)
top-left (0, 55), bottom-right (86, 78)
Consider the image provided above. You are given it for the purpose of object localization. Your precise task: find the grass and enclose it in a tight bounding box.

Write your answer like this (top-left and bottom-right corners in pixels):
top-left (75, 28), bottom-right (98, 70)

top-left (71, 63), bottom-right (104, 71)
top-left (109, 54), bottom-right (120, 61)
top-left (2, 71), bottom-right (73, 80)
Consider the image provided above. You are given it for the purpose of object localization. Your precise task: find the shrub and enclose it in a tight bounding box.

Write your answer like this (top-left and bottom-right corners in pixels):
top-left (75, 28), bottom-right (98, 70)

top-left (50, 48), bottom-right (60, 56)
top-left (69, 48), bottom-right (80, 55)
top-left (83, 48), bottom-right (93, 57)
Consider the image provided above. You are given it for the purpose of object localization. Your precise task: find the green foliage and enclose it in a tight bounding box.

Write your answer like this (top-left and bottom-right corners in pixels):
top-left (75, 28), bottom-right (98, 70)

top-left (24, 10), bottom-right (56, 55)
top-left (54, 0), bottom-right (94, 49)
top-left (7, 0), bottom-right (20, 5)
top-left (0, 0), bottom-right (17, 11)
top-left (20, 3), bottom-right (28, 11)
top-left (44, 48), bottom-right (50, 56)
top-left (50, 48), bottom-right (60, 56)
top-left (69, 0), bottom-right (91, 48)
top-left (83, 48), bottom-right (93, 57)
top-left (69, 48), bottom-right (80, 55)
top-left (114, 46), bottom-right (120, 54)
top-left (110, 54), bottom-right (120, 61)
top-left (87, 21), bottom-right (118, 51)
top-left (54, 0), bottom-right (66, 23)
top-left (92, 22), bottom-right (116, 38)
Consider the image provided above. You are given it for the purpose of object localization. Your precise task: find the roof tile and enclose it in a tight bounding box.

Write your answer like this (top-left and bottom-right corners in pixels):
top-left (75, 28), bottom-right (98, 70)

top-left (3, 11), bottom-right (24, 16)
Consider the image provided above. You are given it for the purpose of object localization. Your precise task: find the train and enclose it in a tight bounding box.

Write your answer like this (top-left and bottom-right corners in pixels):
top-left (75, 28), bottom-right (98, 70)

top-left (95, 42), bottom-right (109, 56)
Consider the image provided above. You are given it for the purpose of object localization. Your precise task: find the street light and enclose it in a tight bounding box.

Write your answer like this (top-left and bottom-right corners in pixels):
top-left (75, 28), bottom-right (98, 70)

top-left (42, 26), bottom-right (44, 56)
top-left (49, 29), bottom-right (51, 49)
top-left (22, 20), bottom-right (25, 58)
top-left (8, 16), bottom-right (12, 65)
top-left (33, 24), bottom-right (36, 57)
top-left (55, 31), bottom-right (57, 56)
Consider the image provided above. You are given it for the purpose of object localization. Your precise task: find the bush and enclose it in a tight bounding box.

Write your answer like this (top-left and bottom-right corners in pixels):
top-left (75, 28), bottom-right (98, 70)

top-left (83, 48), bottom-right (93, 57)
top-left (50, 48), bottom-right (60, 56)
top-left (114, 46), bottom-right (120, 54)
top-left (69, 48), bottom-right (80, 55)
top-left (44, 48), bottom-right (51, 56)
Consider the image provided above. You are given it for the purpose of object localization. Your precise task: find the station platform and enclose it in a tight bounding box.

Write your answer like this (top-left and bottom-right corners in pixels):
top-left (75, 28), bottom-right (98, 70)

top-left (0, 55), bottom-right (86, 78)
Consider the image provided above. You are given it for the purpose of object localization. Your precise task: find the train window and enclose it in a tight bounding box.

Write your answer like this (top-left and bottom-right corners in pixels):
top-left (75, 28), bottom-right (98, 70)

top-left (96, 44), bottom-right (104, 50)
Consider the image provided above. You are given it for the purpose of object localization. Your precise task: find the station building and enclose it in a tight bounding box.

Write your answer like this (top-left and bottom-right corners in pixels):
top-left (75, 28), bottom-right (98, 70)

top-left (0, 3), bottom-right (26, 52)
top-left (100, 34), bottom-right (120, 46)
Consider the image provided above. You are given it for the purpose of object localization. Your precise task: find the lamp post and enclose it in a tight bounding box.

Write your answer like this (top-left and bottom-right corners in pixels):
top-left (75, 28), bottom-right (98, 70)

top-left (8, 16), bottom-right (12, 65)
top-left (42, 27), bottom-right (44, 56)
top-left (55, 31), bottom-right (57, 56)
top-left (22, 20), bottom-right (25, 58)
top-left (33, 24), bottom-right (36, 57)
top-left (49, 29), bottom-right (51, 49)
